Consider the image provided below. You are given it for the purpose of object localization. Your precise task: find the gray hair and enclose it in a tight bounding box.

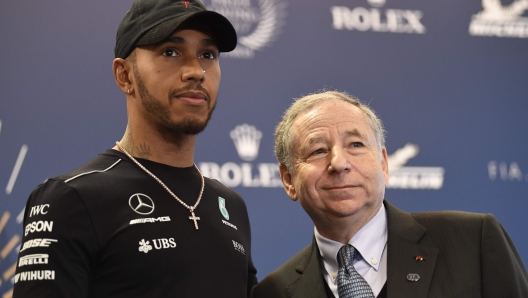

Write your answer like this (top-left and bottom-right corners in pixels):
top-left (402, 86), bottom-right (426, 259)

top-left (274, 91), bottom-right (386, 173)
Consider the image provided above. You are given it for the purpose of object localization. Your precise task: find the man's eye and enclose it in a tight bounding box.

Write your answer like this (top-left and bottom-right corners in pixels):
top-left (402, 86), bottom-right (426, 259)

top-left (351, 142), bottom-right (363, 148)
top-left (201, 51), bottom-right (217, 60)
top-left (312, 149), bottom-right (325, 155)
top-left (162, 49), bottom-right (178, 57)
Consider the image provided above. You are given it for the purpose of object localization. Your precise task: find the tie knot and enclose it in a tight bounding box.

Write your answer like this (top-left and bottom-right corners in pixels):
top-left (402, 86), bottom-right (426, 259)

top-left (336, 244), bottom-right (375, 298)
top-left (338, 244), bottom-right (357, 269)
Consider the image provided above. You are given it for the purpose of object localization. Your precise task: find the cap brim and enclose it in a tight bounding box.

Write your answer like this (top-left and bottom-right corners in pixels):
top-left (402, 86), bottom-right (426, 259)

top-left (136, 11), bottom-right (237, 52)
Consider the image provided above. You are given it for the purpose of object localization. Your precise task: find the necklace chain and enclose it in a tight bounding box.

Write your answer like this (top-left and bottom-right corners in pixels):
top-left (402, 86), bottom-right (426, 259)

top-left (115, 142), bottom-right (204, 230)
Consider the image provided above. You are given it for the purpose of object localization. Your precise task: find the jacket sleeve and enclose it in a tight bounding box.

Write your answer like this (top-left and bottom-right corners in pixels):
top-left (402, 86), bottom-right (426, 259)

top-left (13, 180), bottom-right (98, 298)
top-left (481, 214), bottom-right (528, 298)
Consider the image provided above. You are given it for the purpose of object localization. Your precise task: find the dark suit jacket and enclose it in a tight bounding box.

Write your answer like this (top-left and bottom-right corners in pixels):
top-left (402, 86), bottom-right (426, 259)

top-left (252, 201), bottom-right (528, 298)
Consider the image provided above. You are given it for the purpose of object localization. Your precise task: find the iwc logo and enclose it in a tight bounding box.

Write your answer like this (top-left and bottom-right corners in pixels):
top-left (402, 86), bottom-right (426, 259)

top-left (202, 0), bottom-right (287, 58)
top-left (129, 193), bottom-right (155, 215)
top-left (387, 143), bottom-right (445, 189)
top-left (199, 124), bottom-right (282, 188)
top-left (469, 0), bottom-right (528, 38)
top-left (218, 197), bottom-right (230, 220)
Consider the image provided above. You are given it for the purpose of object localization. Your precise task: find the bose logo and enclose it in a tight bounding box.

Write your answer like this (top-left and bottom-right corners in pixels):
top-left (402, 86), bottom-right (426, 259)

top-left (20, 238), bottom-right (58, 252)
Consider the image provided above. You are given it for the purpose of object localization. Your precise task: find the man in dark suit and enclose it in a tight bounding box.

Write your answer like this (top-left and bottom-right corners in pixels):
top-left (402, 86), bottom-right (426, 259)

top-left (252, 91), bottom-right (528, 298)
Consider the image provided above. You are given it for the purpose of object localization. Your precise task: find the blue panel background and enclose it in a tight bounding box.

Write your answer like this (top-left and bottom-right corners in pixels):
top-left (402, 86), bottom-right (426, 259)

top-left (1, 0), bottom-right (527, 295)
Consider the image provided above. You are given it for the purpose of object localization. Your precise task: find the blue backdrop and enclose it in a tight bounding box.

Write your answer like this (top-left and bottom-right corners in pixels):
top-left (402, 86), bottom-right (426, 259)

top-left (1, 0), bottom-right (527, 296)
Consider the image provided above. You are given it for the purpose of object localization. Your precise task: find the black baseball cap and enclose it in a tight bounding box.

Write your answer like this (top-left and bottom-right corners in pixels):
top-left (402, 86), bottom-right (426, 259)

top-left (115, 0), bottom-right (237, 59)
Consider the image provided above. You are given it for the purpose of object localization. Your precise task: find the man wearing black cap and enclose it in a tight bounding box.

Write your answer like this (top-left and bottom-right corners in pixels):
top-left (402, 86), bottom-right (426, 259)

top-left (13, 0), bottom-right (256, 297)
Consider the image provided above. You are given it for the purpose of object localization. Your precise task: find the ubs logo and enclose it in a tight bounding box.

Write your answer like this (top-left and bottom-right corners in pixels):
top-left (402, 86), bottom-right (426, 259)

top-left (129, 194), bottom-right (155, 215)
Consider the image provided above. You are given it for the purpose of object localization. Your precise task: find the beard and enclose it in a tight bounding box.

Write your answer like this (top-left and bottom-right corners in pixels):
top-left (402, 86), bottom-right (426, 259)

top-left (133, 64), bottom-right (216, 135)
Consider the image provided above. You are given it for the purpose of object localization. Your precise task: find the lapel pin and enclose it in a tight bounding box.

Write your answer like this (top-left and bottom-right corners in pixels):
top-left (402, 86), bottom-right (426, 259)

top-left (415, 255), bottom-right (425, 261)
top-left (407, 273), bottom-right (420, 282)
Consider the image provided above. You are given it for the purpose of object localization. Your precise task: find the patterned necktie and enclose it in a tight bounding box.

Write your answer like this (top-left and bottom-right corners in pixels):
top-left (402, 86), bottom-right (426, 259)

top-left (337, 244), bottom-right (375, 298)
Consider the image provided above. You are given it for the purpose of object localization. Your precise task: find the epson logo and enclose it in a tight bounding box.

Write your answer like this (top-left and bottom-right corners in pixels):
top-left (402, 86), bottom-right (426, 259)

top-left (19, 254), bottom-right (49, 267)
top-left (130, 216), bottom-right (171, 225)
top-left (25, 221), bottom-right (53, 236)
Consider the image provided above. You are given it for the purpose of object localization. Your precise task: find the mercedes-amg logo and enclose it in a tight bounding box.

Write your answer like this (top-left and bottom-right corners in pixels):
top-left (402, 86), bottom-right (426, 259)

top-left (129, 193), bottom-right (155, 215)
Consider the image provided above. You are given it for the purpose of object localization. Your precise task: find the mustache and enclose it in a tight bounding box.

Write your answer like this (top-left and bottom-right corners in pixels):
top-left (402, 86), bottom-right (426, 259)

top-left (169, 83), bottom-right (211, 103)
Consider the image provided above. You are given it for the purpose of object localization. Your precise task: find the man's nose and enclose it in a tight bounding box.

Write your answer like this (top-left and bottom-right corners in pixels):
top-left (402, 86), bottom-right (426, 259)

top-left (328, 146), bottom-right (350, 173)
top-left (181, 57), bottom-right (205, 82)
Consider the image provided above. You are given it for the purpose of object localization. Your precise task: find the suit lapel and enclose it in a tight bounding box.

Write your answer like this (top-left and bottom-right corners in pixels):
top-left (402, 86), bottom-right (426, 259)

top-left (286, 237), bottom-right (329, 298)
top-left (385, 201), bottom-right (438, 298)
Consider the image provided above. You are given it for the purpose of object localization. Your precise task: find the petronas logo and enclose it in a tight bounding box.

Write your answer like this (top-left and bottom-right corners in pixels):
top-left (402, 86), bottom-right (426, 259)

top-left (218, 197), bottom-right (229, 220)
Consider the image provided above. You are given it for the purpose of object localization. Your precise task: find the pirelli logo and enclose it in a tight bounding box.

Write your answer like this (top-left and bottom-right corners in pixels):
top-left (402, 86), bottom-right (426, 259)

top-left (18, 254), bottom-right (49, 267)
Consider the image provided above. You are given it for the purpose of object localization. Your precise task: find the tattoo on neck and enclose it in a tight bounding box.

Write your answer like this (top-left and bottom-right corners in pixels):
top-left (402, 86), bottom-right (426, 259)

top-left (134, 143), bottom-right (152, 159)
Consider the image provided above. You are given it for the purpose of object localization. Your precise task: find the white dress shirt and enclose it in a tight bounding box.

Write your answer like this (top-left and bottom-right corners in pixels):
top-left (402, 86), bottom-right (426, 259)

top-left (315, 204), bottom-right (388, 297)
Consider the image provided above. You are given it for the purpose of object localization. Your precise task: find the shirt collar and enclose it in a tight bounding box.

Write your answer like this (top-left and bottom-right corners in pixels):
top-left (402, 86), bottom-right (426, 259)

top-left (315, 204), bottom-right (387, 280)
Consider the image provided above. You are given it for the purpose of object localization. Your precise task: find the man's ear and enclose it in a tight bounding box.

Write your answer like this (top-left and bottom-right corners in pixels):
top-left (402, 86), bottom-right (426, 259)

top-left (112, 58), bottom-right (134, 95)
top-left (279, 163), bottom-right (298, 201)
top-left (381, 147), bottom-right (389, 185)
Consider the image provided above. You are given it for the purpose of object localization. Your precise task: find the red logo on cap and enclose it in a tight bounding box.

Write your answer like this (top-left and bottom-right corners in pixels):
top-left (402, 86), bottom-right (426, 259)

top-left (182, 1), bottom-right (190, 8)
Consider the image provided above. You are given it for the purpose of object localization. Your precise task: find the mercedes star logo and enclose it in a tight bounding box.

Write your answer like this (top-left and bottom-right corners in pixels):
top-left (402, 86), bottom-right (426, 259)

top-left (129, 193), bottom-right (155, 215)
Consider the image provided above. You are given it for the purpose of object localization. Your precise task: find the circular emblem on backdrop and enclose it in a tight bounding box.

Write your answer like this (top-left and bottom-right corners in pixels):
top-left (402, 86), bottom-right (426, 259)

top-left (203, 0), bottom-right (287, 58)
top-left (129, 193), bottom-right (155, 215)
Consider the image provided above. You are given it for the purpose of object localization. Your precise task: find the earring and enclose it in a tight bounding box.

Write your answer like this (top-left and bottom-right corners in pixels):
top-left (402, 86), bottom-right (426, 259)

top-left (127, 89), bottom-right (131, 94)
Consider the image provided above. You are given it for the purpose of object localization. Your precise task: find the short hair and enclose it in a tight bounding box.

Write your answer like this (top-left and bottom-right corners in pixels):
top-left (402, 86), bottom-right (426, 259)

top-left (274, 90), bottom-right (386, 173)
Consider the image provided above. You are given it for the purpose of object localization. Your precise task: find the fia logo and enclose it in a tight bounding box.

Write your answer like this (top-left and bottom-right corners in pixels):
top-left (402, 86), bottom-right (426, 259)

top-left (202, 0), bottom-right (287, 59)
top-left (469, 0), bottom-right (528, 38)
top-left (218, 197), bottom-right (230, 220)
